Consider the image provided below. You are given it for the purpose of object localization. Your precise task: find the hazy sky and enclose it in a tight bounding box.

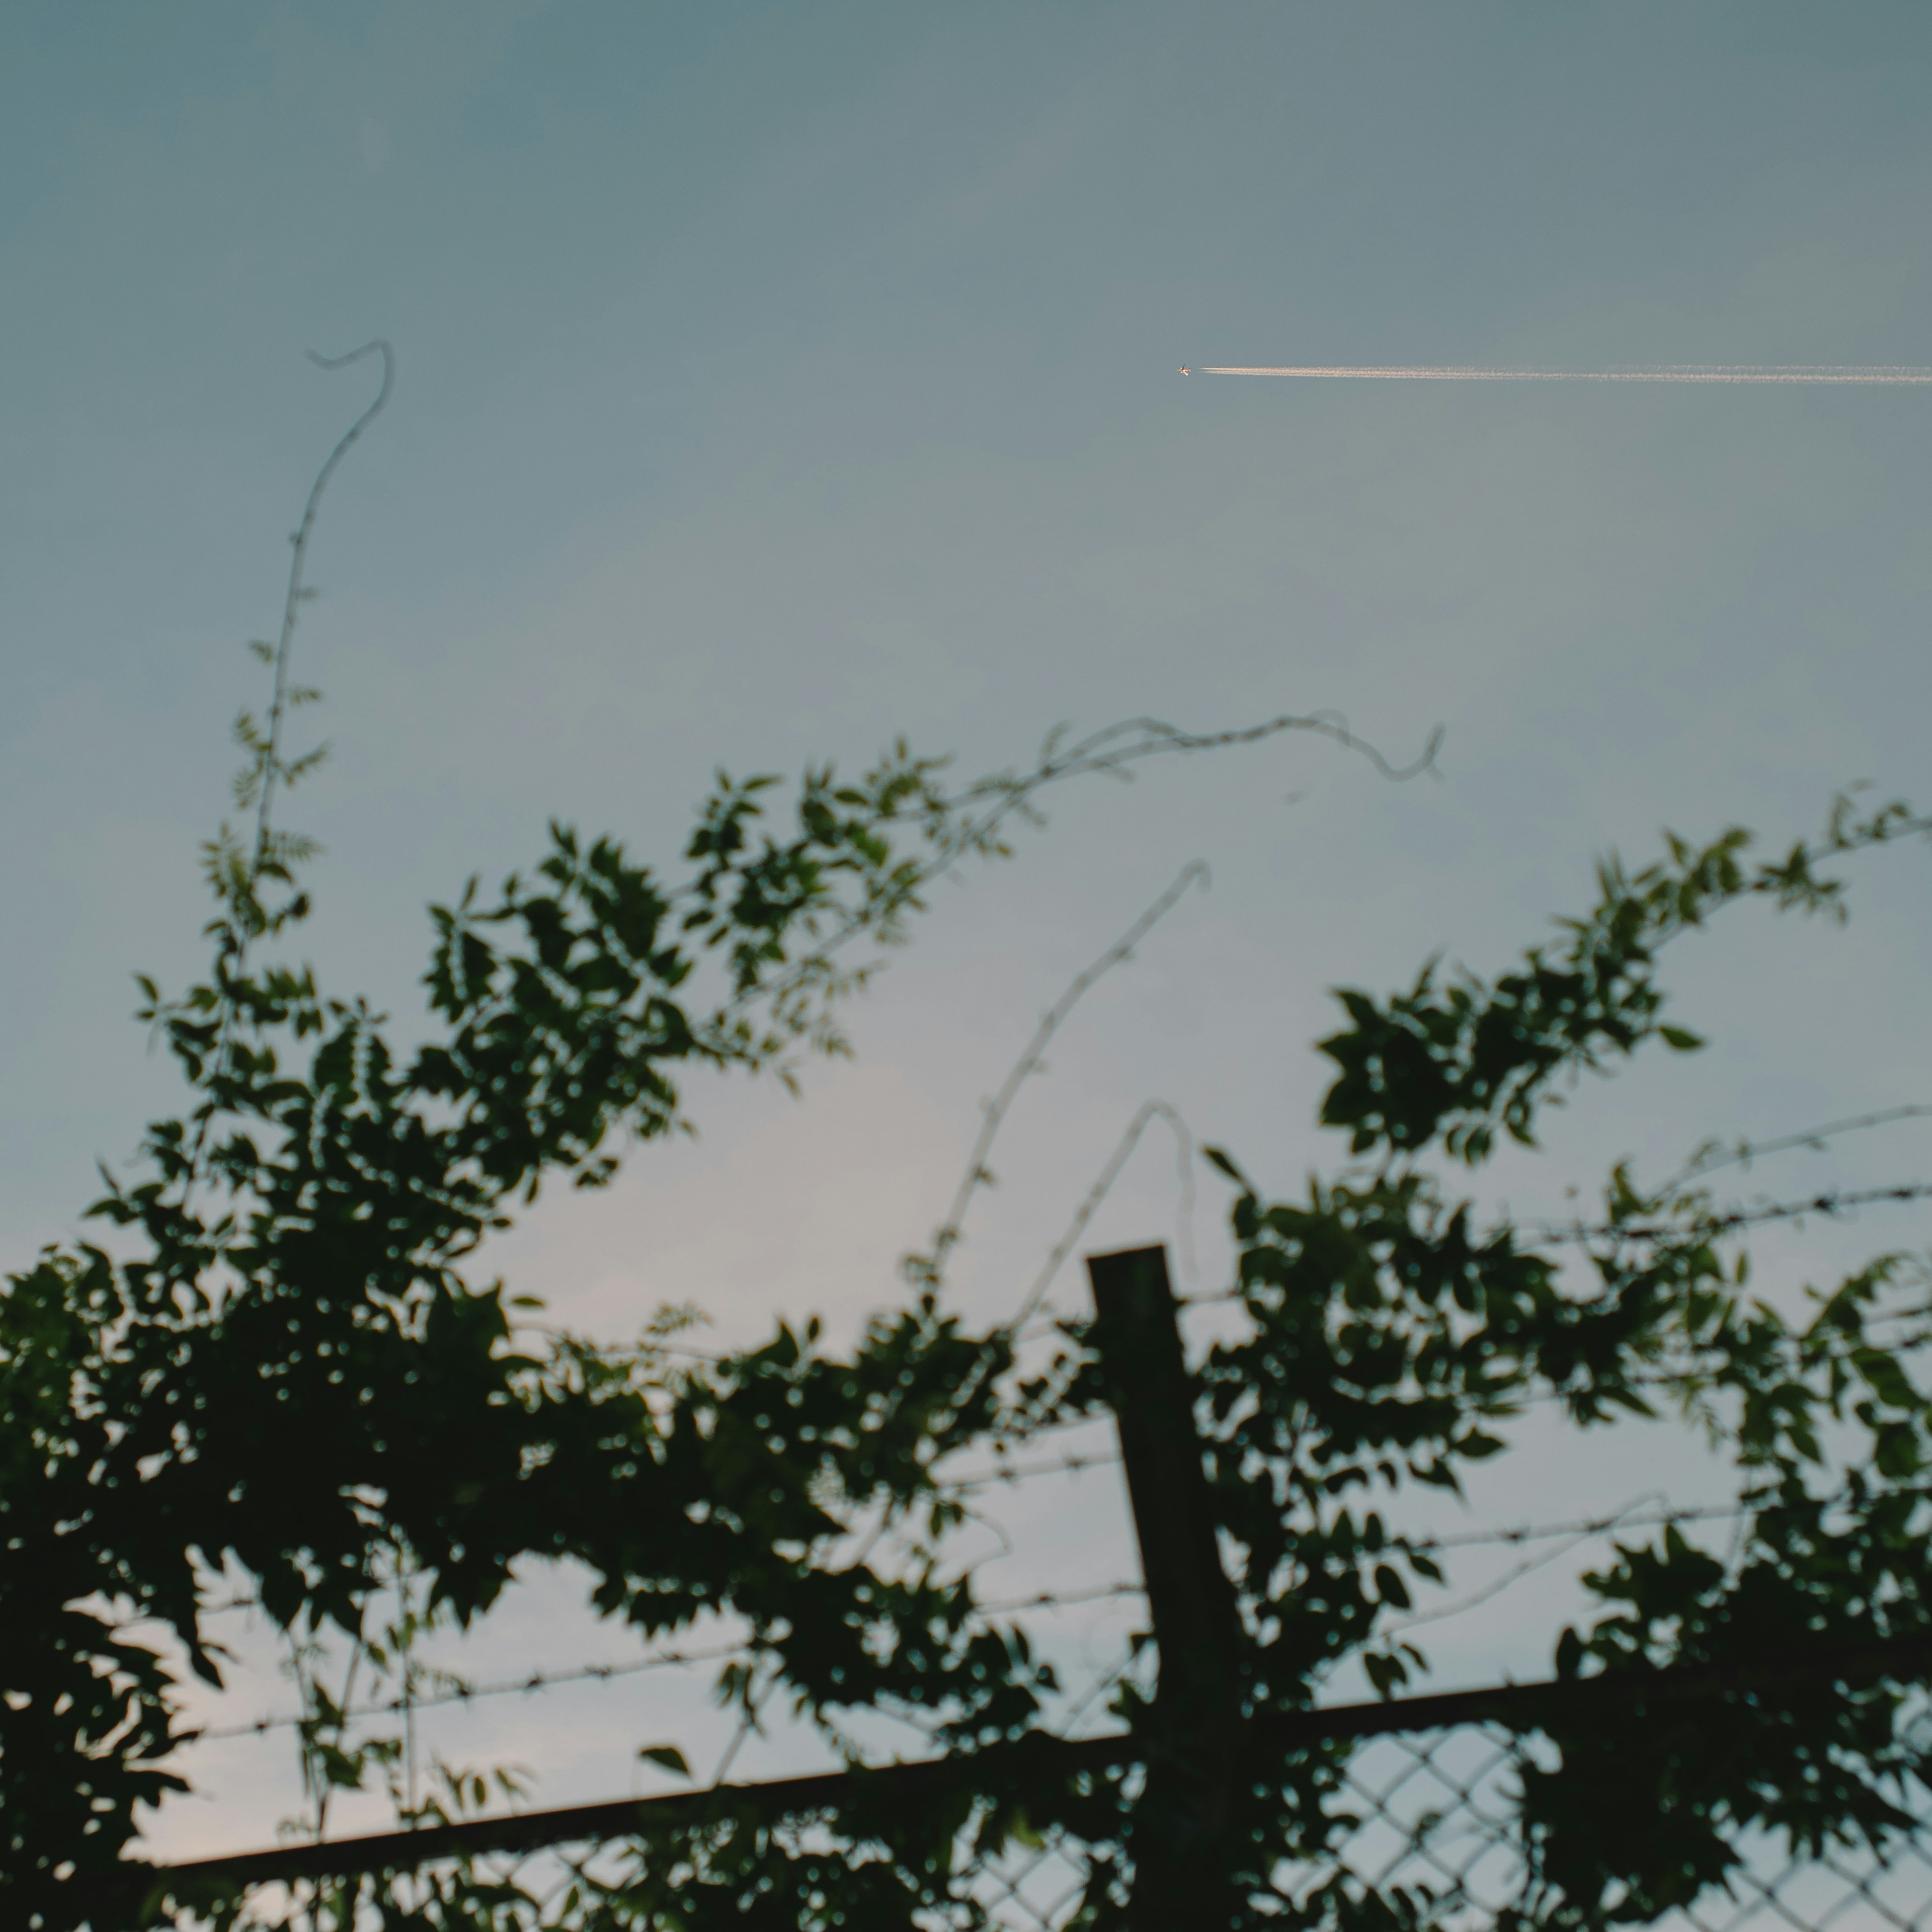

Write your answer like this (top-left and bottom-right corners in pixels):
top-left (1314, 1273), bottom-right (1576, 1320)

top-left (6, 0), bottom-right (1931, 1861)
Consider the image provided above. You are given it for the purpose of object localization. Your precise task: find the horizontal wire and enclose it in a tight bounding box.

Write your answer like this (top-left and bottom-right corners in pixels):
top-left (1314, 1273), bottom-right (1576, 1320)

top-left (1158, 1187), bottom-right (1931, 1317)
top-left (186, 1582), bottom-right (1144, 1746)
top-left (1405, 1499), bottom-right (1738, 1556)
top-left (982, 1579), bottom-right (1143, 1616)
top-left (1665, 1104), bottom-right (1932, 1189)
top-left (179, 1171), bottom-right (1931, 1748)
top-left (1518, 1181), bottom-right (1932, 1246)
top-left (192, 1486), bottom-right (1923, 1737)
top-left (1386, 1478), bottom-right (1932, 1560)
top-left (943, 1450), bottom-right (1124, 1493)
top-left (190, 1635), bottom-right (755, 1743)
top-left (1381, 1494), bottom-right (1669, 1634)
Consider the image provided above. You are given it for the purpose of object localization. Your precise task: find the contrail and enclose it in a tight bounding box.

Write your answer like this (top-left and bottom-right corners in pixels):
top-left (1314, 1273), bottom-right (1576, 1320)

top-left (1182, 364), bottom-right (1932, 384)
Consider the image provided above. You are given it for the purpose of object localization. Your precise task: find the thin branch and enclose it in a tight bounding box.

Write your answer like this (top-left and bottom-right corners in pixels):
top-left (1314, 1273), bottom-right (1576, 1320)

top-left (179, 342), bottom-right (393, 1206)
top-left (256, 341), bottom-right (394, 873)
top-left (944, 709), bottom-right (1445, 818)
top-left (735, 710), bottom-right (1444, 1029)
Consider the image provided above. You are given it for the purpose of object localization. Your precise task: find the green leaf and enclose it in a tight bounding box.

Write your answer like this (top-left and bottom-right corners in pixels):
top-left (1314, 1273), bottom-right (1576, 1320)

top-left (1555, 1625), bottom-right (1583, 1679)
top-left (636, 1744), bottom-right (692, 1779)
top-left (1203, 1145), bottom-right (1250, 1185)
top-left (1374, 1563), bottom-right (1412, 1611)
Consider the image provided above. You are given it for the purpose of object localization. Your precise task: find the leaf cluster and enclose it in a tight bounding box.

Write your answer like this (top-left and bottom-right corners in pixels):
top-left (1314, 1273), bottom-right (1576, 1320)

top-left (9, 749), bottom-right (1931, 1932)
top-left (2, 743), bottom-right (1046, 1930)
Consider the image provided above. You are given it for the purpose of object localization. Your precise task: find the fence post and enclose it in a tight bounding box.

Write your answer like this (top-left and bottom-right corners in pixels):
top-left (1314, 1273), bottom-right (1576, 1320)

top-left (1086, 1243), bottom-right (1246, 1930)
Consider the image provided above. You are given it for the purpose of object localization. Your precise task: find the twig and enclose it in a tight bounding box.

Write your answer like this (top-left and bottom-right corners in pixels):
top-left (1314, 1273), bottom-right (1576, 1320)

top-left (734, 710), bottom-right (1443, 1031)
top-left (255, 341), bottom-right (395, 874)
top-left (179, 341), bottom-right (394, 1204)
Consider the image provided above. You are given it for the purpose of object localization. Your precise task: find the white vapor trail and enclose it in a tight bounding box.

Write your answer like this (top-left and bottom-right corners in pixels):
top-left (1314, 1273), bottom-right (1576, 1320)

top-left (1188, 365), bottom-right (1932, 384)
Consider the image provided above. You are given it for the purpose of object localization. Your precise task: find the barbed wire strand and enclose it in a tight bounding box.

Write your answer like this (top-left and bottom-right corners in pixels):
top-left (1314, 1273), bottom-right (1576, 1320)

top-left (1519, 1181), bottom-right (1932, 1247)
top-left (1382, 1492), bottom-right (1669, 1636)
top-left (1009, 1100), bottom-right (1199, 1330)
top-left (911, 863), bottom-right (1207, 1293)
top-left (1663, 1102), bottom-right (1932, 1191)
top-left (944, 1449), bottom-right (1125, 1493)
top-left (185, 1582), bottom-right (1147, 1746)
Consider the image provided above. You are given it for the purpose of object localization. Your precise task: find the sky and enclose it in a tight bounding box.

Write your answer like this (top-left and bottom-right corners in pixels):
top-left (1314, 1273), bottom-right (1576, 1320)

top-left (5, 0), bottom-right (1932, 1867)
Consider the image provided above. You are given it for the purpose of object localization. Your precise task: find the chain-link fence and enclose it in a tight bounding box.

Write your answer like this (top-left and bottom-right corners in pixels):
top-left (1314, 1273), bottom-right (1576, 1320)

top-left (1325, 1723), bottom-right (1932, 1932)
top-left (93, 1253), bottom-right (1932, 1931)
top-left (118, 1698), bottom-right (1932, 1932)
top-left (952, 1720), bottom-right (1932, 1932)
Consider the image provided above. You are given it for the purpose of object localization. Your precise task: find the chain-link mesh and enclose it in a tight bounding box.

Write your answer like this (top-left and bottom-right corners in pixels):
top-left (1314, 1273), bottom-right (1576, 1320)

top-left (195, 1718), bottom-right (1932, 1931)
top-left (1303, 1725), bottom-right (1932, 1932)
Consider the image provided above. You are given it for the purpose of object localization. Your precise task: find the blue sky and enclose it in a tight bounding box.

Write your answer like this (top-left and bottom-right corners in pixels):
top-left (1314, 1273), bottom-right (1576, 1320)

top-left (5, 0), bottom-right (1932, 1856)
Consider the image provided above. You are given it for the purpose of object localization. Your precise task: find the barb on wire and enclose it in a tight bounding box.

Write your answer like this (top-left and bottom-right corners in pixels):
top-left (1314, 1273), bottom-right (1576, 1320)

top-left (905, 864), bottom-right (1208, 1292)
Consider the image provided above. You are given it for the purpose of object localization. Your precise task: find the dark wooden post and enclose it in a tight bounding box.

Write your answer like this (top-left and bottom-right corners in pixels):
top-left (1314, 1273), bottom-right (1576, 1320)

top-left (1086, 1244), bottom-right (1246, 1931)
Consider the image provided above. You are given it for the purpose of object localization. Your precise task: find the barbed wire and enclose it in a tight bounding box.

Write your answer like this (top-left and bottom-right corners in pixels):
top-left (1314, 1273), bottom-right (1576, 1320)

top-left (1519, 1180), bottom-right (1932, 1246)
top-left (185, 1580), bottom-right (1147, 1747)
top-left (1662, 1102), bottom-right (1932, 1189)
top-left (188, 1475), bottom-right (1932, 1747)
top-left (910, 864), bottom-right (1207, 1298)
top-left (1381, 1493), bottom-right (1669, 1636)
top-left (190, 1635), bottom-right (756, 1744)
top-left (939, 1466), bottom-right (1932, 1597)
top-left (942, 1448), bottom-right (1125, 1493)
top-left (1409, 1479), bottom-right (1932, 1557)
top-left (1014, 1177), bottom-right (1932, 1354)
top-left (1007, 1100), bottom-right (1200, 1327)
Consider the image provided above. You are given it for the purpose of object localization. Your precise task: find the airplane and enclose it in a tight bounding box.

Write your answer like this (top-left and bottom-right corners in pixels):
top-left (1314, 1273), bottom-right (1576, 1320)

top-left (1178, 366), bottom-right (1190, 375)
